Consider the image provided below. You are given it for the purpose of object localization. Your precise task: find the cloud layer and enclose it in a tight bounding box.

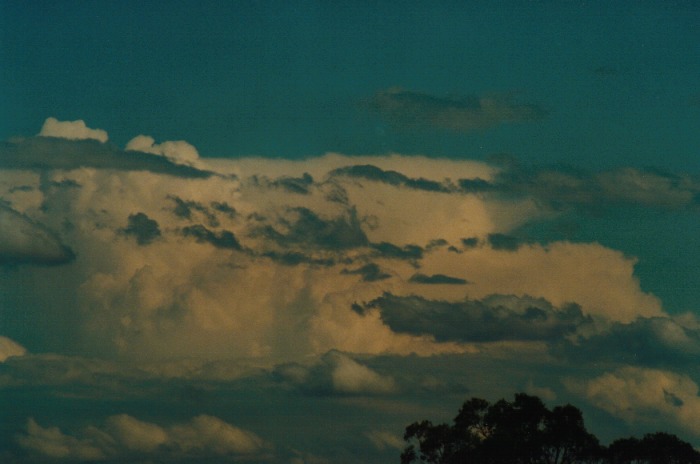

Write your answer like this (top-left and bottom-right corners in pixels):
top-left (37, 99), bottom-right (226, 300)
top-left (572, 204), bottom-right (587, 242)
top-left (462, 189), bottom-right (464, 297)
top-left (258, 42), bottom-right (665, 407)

top-left (2, 118), bottom-right (700, 462)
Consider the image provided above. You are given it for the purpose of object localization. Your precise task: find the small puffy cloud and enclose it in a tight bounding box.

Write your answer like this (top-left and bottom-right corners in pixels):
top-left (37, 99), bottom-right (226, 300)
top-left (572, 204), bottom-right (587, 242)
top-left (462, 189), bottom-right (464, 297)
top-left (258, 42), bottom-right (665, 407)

top-left (0, 203), bottom-right (75, 266)
top-left (17, 419), bottom-right (107, 461)
top-left (274, 351), bottom-right (397, 395)
top-left (572, 367), bottom-right (700, 438)
top-left (38, 117), bottom-right (108, 143)
top-left (104, 414), bottom-right (168, 453)
top-left (126, 134), bottom-right (200, 165)
top-left (362, 293), bottom-right (589, 343)
top-left (0, 336), bottom-right (27, 362)
top-left (17, 414), bottom-right (268, 461)
top-left (368, 87), bottom-right (546, 132)
top-left (365, 430), bottom-right (404, 451)
top-left (121, 212), bottom-right (161, 245)
top-left (169, 414), bottom-right (267, 456)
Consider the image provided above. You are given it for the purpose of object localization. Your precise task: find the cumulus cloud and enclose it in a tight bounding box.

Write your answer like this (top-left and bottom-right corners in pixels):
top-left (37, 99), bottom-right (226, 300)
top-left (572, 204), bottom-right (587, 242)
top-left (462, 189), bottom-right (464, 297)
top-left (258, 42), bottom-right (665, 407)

top-left (0, 336), bottom-right (26, 362)
top-left (274, 351), bottom-right (397, 395)
top-left (572, 367), bottom-right (700, 438)
top-left (0, 203), bottom-right (74, 266)
top-left (368, 87), bottom-right (547, 132)
top-left (38, 117), bottom-right (108, 143)
top-left (17, 414), bottom-right (268, 461)
top-left (126, 135), bottom-right (200, 166)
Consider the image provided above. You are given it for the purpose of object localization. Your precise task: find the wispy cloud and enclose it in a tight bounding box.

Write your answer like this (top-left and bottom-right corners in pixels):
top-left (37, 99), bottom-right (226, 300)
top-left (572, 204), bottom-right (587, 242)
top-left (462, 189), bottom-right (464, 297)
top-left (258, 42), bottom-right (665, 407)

top-left (368, 87), bottom-right (547, 132)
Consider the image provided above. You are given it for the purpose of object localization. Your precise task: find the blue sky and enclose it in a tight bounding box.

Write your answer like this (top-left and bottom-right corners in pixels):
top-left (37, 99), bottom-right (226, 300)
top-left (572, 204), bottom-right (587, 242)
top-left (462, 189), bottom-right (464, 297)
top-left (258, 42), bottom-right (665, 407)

top-left (2, 2), bottom-right (700, 463)
top-left (3, 1), bottom-right (699, 165)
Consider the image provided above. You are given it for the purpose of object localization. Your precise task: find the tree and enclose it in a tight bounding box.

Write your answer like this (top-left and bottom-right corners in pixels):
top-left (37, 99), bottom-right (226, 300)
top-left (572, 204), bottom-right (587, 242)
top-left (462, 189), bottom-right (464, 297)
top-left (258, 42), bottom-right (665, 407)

top-left (400, 393), bottom-right (699, 464)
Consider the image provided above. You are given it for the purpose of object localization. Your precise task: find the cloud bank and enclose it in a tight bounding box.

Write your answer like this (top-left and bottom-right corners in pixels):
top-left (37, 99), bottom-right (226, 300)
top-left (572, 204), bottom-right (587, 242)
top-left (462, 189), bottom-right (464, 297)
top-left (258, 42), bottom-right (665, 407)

top-left (2, 119), bottom-right (700, 462)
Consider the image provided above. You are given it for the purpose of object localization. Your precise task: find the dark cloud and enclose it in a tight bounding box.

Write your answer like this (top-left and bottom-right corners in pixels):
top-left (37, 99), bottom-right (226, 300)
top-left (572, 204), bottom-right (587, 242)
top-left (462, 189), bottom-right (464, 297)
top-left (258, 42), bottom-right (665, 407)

top-left (461, 237), bottom-right (479, 248)
top-left (558, 316), bottom-right (700, 368)
top-left (362, 293), bottom-right (589, 343)
top-left (121, 213), bottom-right (161, 246)
top-left (408, 273), bottom-right (468, 285)
top-left (368, 87), bottom-right (547, 132)
top-left (271, 173), bottom-right (315, 194)
top-left (466, 163), bottom-right (700, 212)
top-left (0, 137), bottom-right (214, 178)
top-left (342, 263), bottom-right (392, 282)
top-left (181, 225), bottom-right (242, 250)
top-left (330, 165), bottom-right (449, 192)
top-left (262, 251), bottom-right (335, 266)
top-left (370, 242), bottom-right (423, 261)
top-left (168, 196), bottom-right (218, 226)
top-left (210, 201), bottom-right (237, 218)
top-left (256, 207), bottom-right (369, 250)
top-left (487, 233), bottom-right (522, 251)
top-left (0, 204), bottom-right (75, 266)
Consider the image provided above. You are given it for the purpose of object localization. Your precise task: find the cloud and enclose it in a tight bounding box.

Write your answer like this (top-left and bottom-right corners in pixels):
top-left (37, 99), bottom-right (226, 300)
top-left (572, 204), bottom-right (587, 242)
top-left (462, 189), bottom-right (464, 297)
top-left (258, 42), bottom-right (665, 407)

top-left (329, 164), bottom-right (449, 192)
top-left (0, 136), bottom-right (213, 177)
top-left (255, 207), bottom-right (369, 251)
top-left (368, 87), bottom-right (547, 132)
top-left (408, 273), bottom-right (468, 285)
top-left (274, 351), bottom-right (397, 395)
top-left (571, 367), bottom-right (700, 439)
top-left (470, 163), bottom-right (700, 212)
top-left (126, 135), bottom-right (200, 166)
top-left (559, 315), bottom-right (700, 367)
top-left (361, 293), bottom-right (589, 343)
top-left (181, 224), bottom-right (242, 250)
top-left (120, 212), bottom-right (161, 245)
top-left (38, 117), bottom-right (108, 143)
top-left (0, 203), bottom-right (75, 266)
top-left (17, 414), bottom-right (268, 461)
top-left (0, 336), bottom-right (26, 362)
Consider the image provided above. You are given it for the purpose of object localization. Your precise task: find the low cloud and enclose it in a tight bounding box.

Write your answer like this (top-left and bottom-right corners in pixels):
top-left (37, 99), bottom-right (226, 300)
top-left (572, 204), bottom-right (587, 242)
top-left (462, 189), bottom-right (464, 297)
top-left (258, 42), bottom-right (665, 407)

top-left (560, 315), bottom-right (700, 367)
top-left (38, 117), bottom-right (108, 143)
top-left (362, 293), bottom-right (590, 343)
top-left (0, 336), bottom-right (26, 362)
top-left (368, 87), bottom-right (547, 132)
top-left (572, 367), bottom-right (700, 439)
top-left (17, 414), bottom-right (269, 461)
top-left (274, 351), bottom-right (397, 396)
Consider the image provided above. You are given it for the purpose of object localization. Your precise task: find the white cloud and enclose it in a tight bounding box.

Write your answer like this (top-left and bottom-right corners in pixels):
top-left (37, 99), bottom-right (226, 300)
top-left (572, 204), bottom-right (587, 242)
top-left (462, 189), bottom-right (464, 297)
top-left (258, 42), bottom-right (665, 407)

top-left (327, 351), bottom-right (397, 395)
top-left (17, 414), bottom-right (268, 460)
top-left (18, 419), bottom-right (106, 461)
top-left (572, 367), bottom-right (700, 438)
top-left (126, 134), bottom-right (200, 165)
top-left (0, 336), bottom-right (27, 362)
top-left (38, 117), bottom-right (108, 143)
top-left (365, 430), bottom-right (404, 451)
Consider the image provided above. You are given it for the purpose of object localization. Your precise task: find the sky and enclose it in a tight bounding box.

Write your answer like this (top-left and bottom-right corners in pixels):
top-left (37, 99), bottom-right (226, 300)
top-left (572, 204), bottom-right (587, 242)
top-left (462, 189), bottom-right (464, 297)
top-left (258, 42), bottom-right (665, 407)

top-left (1, 1), bottom-right (700, 462)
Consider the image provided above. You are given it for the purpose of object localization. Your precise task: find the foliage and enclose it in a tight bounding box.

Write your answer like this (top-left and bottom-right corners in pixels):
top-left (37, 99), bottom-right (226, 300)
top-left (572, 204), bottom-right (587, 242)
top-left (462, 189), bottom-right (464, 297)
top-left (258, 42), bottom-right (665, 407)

top-left (401, 393), bottom-right (699, 464)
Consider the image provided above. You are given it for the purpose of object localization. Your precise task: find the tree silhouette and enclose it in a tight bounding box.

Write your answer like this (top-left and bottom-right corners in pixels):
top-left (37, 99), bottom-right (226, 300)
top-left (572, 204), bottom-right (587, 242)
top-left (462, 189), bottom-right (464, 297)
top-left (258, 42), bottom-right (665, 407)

top-left (401, 393), bottom-right (699, 464)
